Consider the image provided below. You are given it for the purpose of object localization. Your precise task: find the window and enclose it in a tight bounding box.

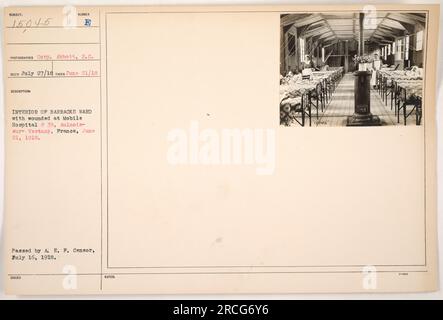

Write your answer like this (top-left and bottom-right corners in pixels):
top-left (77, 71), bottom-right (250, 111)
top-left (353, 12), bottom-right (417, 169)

top-left (381, 47), bottom-right (384, 57)
top-left (387, 44), bottom-right (391, 55)
top-left (288, 34), bottom-right (296, 56)
top-left (299, 37), bottom-right (305, 63)
top-left (396, 38), bottom-right (404, 60)
top-left (405, 35), bottom-right (410, 60)
top-left (384, 46), bottom-right (387, 60)
top-left (416, 30), bottom-right (423, 51)
top-left (322, 47), bottom-right (325, 62)
top-left (392, 41), bottom-right (396, 54)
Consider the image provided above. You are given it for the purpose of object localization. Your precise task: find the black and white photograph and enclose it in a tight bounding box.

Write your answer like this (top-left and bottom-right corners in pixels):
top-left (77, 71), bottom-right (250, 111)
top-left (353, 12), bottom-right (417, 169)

top-left (280, 11), bottom-right (426, 127)
top-left (1, 2), bottom-right (442, 300)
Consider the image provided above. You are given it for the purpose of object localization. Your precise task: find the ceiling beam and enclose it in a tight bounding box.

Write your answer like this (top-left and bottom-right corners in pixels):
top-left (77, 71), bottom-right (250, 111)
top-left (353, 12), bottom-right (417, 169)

top-left (323, 40), bottom-right (338, 48)
top-left (373, 29), bottom-right (396, 39)
top-left (280, 14), bottom-right (309, 27)
top-left (322, 35), bottom-right (337, 44)
top-left (396, 21), bottom-right (416, 34)
top-left (401, 13), bottom-right (426, 24)
top-left (281, 14), bottom-right (323, 28)
top-left (303, 25), bottom-right (330, 38)
top-left (385, 14), bottom-right (423, 27)
top-left (369, 13), bottom-right (391, 43)
top-left (378, 25), bottom-right (397, 33)
top-left (318, 30), bottom-right (334, 39)
top-left (318, 13), bottom-right (338, 42)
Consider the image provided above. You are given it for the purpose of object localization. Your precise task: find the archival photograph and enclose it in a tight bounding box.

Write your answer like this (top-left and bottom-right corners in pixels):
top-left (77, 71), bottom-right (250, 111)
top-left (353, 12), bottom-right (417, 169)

top-left (279, 11), bottom-right (426, 127)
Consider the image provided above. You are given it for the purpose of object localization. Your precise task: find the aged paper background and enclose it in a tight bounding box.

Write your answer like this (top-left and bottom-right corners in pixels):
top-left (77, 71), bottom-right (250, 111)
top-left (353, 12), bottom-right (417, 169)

top-left (1, 2), bottom-right (441, 296)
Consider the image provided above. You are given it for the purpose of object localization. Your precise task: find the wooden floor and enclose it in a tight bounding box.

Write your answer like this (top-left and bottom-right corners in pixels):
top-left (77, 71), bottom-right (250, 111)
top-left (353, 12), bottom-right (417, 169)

top-left (304, 73), bottom-right (419, 127)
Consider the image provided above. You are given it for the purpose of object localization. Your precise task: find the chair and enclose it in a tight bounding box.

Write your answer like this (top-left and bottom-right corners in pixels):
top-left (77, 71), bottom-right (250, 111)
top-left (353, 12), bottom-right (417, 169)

top-left (397, 88), bottom-right (422, 125)
top-left (383, 77), bottom-right (394, 108)
top-left (302, 68), bottom-right (313, 80)
top-left (309, 83), bottom-right (324, 118)
top-left (280, 96), bottom-right (305, 126)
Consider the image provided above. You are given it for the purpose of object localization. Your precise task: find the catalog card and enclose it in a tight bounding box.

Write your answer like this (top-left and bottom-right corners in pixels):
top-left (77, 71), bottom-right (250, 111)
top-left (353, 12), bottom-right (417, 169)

top-left (2, 4), bottom-right (440, 294)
